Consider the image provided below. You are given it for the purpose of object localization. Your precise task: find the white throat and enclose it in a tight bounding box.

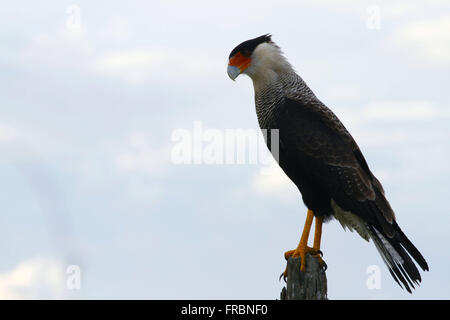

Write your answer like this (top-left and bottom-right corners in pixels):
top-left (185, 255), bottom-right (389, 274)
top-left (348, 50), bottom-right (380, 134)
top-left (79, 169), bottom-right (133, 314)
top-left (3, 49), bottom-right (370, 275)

top-left (243, 42), bottom-right (295, 92)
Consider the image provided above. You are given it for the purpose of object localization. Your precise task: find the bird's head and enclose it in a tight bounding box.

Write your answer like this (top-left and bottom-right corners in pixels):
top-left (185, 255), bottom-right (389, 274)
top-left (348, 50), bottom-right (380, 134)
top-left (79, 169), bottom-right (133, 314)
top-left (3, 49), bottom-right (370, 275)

top-left (227, 34), bottom-right (291, 82)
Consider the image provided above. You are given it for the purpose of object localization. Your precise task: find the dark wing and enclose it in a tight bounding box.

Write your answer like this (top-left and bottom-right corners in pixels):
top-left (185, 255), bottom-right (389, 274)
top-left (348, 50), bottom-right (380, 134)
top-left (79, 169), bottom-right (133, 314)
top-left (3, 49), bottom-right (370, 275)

top-left (275, 98), bottom-right (391, 220)
top-left (275, 97), bottom-right (428, 292)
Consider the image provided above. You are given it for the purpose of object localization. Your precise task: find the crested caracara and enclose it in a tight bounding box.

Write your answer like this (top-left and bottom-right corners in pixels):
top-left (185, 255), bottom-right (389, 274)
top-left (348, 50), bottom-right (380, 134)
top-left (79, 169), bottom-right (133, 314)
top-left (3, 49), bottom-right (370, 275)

top-left (227, 34), bottom-right (428, 293)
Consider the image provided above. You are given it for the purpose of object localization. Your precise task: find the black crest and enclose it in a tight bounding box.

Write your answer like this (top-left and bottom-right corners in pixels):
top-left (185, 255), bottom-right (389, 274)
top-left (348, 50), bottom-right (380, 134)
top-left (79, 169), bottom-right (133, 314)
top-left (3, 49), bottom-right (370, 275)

top-left (228, 34), bottom-right (272, 59)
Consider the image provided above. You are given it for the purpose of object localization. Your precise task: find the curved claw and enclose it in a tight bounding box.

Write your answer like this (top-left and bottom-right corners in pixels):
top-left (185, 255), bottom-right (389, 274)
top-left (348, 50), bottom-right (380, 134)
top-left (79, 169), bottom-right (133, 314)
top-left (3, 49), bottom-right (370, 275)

top-left (279, 272), bottom-right (287, 283)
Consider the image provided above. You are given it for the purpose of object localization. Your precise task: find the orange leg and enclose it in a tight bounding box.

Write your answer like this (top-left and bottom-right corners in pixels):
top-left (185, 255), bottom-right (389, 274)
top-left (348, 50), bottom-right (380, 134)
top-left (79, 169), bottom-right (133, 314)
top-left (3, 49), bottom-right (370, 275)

top-left (284, 209), bottom-right (315, 271)
top-left (313, 216), bottom-right (323, 251)
top-left (312, 216), bottom-right (326, 269)
top-left (282, 211), bottom-right (326, 280)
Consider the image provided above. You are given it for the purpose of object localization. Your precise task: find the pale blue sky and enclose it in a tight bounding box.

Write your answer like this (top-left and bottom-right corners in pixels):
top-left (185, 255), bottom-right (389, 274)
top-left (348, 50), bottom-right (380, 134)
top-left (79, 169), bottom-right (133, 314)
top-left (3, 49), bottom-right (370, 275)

top-left (0, 1), bottom-right (449, 299)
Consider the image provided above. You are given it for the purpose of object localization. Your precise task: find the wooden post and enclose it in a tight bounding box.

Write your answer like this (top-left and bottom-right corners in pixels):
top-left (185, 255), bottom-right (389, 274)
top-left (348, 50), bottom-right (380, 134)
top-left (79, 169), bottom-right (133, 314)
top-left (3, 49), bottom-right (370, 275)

top-left (280, 254), bottom-right (328, 300)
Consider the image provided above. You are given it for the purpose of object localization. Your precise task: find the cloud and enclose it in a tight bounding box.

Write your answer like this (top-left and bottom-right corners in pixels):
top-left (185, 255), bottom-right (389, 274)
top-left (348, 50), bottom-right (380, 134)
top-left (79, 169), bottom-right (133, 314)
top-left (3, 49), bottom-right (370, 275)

top-left (326, 84), bottom-right (362, 101)
top-left (252, 163), bottom-right (297, 199)
top-left (362, 101), bottom-right (438, 121)
top-left (21, 27), bottom-right (93, 70)
top-left (115, 132), bottom-right (170, 174)
top-left (91, 47), bottom-right (222, 82)
top-left (97, 17), bottom-right (132, 43)
top-left (0, 258), bottom-right (65, 299)
top-left (337, 100), bottom-right (448, 128)
top-left (393, 15), bottom-right (450, 65)
top-left (92, 48), bottom-right (165, 80)
top-left (0, 124), bottom-right (19, 142)
top-left (333, 101), bottom-right (449, 153)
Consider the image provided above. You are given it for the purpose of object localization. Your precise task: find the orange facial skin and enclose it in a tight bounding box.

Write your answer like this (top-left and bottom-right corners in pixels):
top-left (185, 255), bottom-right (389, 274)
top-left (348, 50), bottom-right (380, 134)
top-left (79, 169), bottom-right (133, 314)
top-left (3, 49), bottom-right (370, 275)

top-left (228, 52), bottom-right (252, 72)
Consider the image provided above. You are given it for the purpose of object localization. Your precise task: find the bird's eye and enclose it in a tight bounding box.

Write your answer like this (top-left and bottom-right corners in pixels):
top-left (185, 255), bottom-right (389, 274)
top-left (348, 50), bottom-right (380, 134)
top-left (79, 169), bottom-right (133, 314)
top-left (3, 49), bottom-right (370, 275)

top-left (241, 50), bottom-right (251, 57)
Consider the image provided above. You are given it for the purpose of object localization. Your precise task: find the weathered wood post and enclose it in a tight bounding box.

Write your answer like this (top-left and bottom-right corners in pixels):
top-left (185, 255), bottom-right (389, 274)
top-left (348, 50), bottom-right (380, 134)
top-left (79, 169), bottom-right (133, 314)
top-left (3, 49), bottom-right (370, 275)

top-left (280, 254), bottom-right (328, 300)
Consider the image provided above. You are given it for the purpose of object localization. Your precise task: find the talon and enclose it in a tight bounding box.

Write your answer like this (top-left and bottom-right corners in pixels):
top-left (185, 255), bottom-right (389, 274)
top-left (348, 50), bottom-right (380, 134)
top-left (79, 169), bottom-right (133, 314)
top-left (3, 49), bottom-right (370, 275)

top-left (281, 211), bottom-right (327, 276)
top-left (284, 247), bottom-right (317, 272)
top-left (284, 249), bottom-right (294, 261)
top-left (282, 247), bottom-right (327, 275)
top-left (315, 254), bottom-right (327, 270)
top-left (279, 268), bottom-right (288, 282)
top-left (307, 249), bottom-right (323, 257)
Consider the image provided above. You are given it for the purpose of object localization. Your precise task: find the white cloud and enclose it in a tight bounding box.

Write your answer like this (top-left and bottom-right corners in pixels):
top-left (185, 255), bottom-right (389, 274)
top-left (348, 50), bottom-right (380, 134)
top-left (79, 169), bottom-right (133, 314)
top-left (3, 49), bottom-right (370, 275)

top-left (22, 28), bottom-right (93, 69)
top-left (20, 23), bottom-right (222, 83)
top-left (335, 100), bottom-right (448, 150)
top-left (115, 132), bottom-right (170, 174)
top-left (304, 0), bottom-right (448, 13)
top-left (0, 124), bottom-right (19, 141)
top-left (337, 101), bottom-right (448, 128)
top-left (98, 17), bottom-right (132, 42)
top-left (394, 15), bottom-right (450, 65)
top-left (326, 84), bottom-right (362, 101)
top-left (91, 47), bottom-right (222, 82)
top-left (0, 258), bottom-right (65, 299)
top-left (252, 163), bottom-right (297, 199)
top-left (362, 101), bottom-right (438, 121)
top-left (94, 49), bottom-right (163, 73)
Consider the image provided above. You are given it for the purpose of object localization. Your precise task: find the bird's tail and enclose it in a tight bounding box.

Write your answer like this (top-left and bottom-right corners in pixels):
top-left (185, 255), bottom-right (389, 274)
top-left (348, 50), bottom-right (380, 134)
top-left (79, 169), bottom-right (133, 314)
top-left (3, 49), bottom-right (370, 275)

top-left (368, 222), bottom-right (429, 293)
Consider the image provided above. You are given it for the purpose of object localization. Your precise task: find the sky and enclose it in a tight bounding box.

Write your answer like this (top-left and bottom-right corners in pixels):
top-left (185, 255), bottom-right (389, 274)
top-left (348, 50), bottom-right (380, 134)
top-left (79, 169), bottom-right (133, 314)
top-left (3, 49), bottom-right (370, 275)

top-left (0, 0), bottom-right (449, 299)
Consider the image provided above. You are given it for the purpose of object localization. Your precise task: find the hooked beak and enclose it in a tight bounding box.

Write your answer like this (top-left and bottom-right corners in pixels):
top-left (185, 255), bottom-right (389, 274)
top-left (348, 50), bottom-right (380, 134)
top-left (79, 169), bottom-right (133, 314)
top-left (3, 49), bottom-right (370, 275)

top-left (227, 65), bottom-right (240, 81)
top-left (227, 52), bottom-right (251, 81)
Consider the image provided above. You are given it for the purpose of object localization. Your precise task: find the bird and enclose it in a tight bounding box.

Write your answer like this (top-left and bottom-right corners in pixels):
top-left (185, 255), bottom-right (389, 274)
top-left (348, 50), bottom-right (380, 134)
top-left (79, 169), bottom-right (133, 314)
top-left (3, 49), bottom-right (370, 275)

top-left (227, 34), bottom-right (428, 293)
